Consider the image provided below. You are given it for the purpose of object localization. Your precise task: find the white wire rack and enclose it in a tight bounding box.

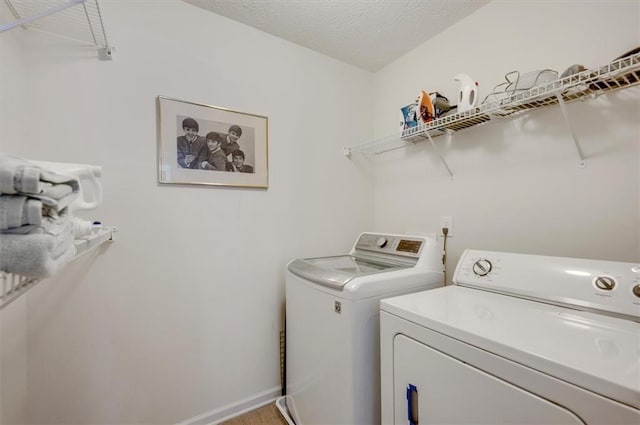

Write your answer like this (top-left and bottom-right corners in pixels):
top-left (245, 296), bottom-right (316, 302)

top-left (345, 52), bottom-right (640, 171)
top-left (1, 0), bottom-right (113, 59)
top-left (0, 226), bottom-right (115, 310)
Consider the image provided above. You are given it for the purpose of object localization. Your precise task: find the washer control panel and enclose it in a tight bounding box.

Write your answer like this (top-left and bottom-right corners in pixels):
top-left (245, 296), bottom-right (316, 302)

top-left (453, 249), bottom-right (640, 321)
top-left (354, 233), bottom-right (424, 258)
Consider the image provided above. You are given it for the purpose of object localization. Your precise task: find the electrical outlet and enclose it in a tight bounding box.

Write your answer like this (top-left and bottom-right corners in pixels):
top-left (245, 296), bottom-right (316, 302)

top-left (440, 216), bottom-right (453, 237)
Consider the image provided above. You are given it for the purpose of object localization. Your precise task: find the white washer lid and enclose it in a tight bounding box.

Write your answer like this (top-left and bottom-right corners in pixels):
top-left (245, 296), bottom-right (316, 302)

top-left (288, 255), bottom-right (409, 289)
top-left (381, 286), bottom-right (640, 409)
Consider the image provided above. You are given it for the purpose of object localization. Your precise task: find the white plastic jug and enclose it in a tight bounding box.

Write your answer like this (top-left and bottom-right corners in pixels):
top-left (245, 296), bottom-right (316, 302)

top-left (31, 160), bottom-right (103, 211)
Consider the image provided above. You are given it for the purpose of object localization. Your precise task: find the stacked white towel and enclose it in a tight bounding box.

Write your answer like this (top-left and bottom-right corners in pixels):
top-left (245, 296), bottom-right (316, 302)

top-left (0, 154), bottom-right (80, 278)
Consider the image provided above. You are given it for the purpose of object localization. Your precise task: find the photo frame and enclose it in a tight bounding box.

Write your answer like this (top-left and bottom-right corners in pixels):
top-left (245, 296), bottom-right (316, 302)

top-left (157, 96), bottom-right (269, 188)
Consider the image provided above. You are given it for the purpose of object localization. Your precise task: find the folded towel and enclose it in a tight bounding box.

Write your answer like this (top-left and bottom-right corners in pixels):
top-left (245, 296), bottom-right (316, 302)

top-left (27, 183), bottom-right (78, 211)
top-left (0, 227), bottom-right (76, 278)
top-left (0, 195), bottom-right (26, 229)
top-left (1, 207), bottom-right (69, 235)
top-left (0, 153), bottom-right (80, 195)
top-left (0, 195), bottom-right (44, 230)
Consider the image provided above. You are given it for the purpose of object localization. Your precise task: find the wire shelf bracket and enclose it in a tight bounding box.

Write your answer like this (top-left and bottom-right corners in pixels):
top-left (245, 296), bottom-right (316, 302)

top-left (1, 0), bottom-right (115, 60)
top-left (556, 94), bottom-right (586, 168)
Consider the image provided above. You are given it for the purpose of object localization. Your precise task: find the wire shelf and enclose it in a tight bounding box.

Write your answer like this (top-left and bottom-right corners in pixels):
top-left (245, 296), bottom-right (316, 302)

top-left (2, 0), bottom-right (112, 56)
top-left (0, 226), bottom-right (115, 310)
top-left (347, 52), bottom-right (640, 156)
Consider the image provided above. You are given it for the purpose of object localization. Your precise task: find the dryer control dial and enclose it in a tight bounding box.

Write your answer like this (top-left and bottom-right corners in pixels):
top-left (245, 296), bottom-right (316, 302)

top-left (593, 275), bottom-right (616, 291)
top-left (472, 259), bottom-right (492, 276)
top-left (376, 237), bottom-right (388, 248)
top-left (633, 284), bottom-right (640, 298)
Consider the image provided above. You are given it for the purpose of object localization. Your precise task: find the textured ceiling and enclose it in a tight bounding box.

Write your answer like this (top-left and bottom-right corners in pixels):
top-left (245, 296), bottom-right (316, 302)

top-left (183, 0), bottom-right (490, 72)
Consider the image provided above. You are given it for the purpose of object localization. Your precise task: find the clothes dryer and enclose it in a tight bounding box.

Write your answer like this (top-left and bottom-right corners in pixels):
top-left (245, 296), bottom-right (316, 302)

top-left (279, 233), bottom-right (443, 425)
top-left (380, 250), bottom-right (640, 424)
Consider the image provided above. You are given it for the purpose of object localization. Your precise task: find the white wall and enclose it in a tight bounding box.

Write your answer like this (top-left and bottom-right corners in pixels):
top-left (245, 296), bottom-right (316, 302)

top-left (0, 6), bottom-right (29, 424)
top-left (0, 1), bottom-right (373, 424)
top-left (0, 301), bottom-right (28, 425)
top-left (2, 1), bottom-right (639, 424)
top-left (372, 1), bottom-right (640, 280)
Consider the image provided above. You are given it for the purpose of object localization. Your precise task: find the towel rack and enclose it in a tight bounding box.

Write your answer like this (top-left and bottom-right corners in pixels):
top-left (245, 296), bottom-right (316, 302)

top-left (1, 0), bottom-right (114, 60)
top-left (0, 226), bottom-right (115, 311)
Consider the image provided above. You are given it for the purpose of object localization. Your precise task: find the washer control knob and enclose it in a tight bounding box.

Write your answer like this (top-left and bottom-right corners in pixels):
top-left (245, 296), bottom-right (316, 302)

top-left (632, 284), bottom-right (640, 298)
top-left (594, 276), bottom-right (616, 291)
top-left (472, 259), bottom-right (492, 276)
top-left (376, 237), bottom-right (388, 248)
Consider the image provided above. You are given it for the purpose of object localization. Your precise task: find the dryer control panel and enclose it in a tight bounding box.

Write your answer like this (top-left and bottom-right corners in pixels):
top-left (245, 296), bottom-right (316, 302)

top-left (453, 249), bottom-right (640, 322)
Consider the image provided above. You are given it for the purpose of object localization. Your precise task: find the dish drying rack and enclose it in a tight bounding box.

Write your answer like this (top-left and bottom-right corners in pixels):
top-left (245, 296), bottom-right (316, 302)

top-left (345, 52), bottom-right (640, 177)
top-left (0, 226), bottom-right (115, 310)
top-left (1, 0), bottom-right (114, 59)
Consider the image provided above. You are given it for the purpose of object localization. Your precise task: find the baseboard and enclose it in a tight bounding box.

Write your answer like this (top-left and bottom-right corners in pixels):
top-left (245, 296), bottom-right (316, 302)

top-left (176, 386), bottom-right (282, 425)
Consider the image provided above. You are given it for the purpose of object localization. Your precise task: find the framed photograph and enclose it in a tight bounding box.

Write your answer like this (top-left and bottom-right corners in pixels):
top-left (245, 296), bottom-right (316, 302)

top-left (157, 96), bottom-right (269, 188)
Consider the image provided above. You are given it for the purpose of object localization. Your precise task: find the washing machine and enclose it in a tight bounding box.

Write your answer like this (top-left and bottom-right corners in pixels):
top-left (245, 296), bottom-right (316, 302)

top-left (278, 232), bottom-right (443, 425)
top-left (380, 249), bottom-right (640, 425)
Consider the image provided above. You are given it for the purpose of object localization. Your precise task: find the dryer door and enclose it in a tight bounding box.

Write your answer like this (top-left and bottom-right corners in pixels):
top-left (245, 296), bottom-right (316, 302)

top-left (393, 335), bottom-right (585, 425)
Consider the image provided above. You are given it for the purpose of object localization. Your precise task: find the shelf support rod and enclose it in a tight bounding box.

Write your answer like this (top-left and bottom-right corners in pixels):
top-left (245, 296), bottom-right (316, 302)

top-left (424, 131), bottom-right (454, 178)
top-left (1, 0), bottom-right (86, 33)
top-left (555, 94), bottom-right (586, 168)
